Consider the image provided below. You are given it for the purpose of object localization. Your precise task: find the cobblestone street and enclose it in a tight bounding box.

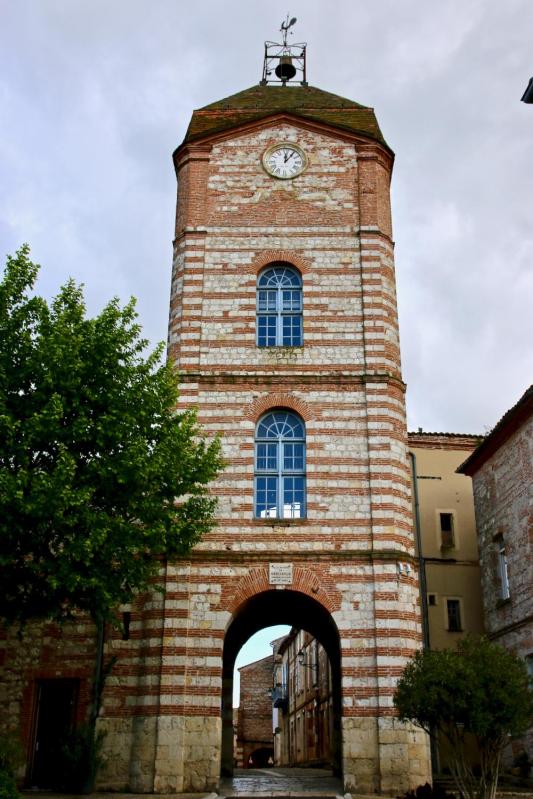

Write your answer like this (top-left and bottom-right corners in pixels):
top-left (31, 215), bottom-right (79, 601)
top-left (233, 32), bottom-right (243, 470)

top-left (21, 767), bottom-right (533, 799)
top-left (220, 767), bottom-right (343, 797)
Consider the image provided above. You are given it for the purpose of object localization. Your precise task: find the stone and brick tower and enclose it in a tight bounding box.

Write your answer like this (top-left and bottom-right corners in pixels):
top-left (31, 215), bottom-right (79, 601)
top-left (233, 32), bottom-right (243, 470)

top-left (0, 42), bottom-right (432, 797)
top-left (160, 58), bottom-right (431, 793)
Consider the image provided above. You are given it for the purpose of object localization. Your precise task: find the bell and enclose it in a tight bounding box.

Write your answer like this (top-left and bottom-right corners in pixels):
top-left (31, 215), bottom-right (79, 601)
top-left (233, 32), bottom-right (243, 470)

top-left (275, 56), bottom-right (297, 81)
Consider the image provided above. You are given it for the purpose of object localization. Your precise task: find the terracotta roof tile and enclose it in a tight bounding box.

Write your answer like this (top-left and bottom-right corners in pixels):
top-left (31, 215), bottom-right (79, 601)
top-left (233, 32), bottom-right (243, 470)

top-left (408, 431), bottom-right (483, 452)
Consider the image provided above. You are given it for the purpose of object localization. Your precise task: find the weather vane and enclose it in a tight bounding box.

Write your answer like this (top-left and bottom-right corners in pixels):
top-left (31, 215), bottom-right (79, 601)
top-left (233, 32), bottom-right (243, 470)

top-left (260, 14), bottom-right (308, 86)
top-left (280, 14), bottom-right (297, 46)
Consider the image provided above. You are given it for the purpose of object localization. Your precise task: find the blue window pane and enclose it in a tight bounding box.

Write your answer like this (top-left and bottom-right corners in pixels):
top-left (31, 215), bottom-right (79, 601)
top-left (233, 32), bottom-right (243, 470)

top-left (257, 316), bottom-right (277, 347)
top-left (282, 476), bottom-right (305, 518)
top-left (257, 442), bottom-right (278, 471)
top-left (258, 266), bottom-right (302, 288)
top-left (258, 290), bottom-right (277, 312)
top-left (256, 476), bottom-right (278, 518)
top-left (283, 443), bottom-right (304, 471)
top-left (282, 316), bottom-right (302, 346)
top-left (257, 412), bottom-right (305, 440)
top-left (282, 290), bottom-right (301, 311)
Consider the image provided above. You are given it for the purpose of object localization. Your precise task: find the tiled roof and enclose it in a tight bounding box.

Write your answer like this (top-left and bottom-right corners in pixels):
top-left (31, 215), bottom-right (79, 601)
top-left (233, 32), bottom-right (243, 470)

top-left (408, 431), bottom-right (483, 452)
top-left (408, 431), bottom-right (483, 439)
top-left (177, 84), bottom-right (391, 152)
top-left (457, 384), bottom-right (533, 475)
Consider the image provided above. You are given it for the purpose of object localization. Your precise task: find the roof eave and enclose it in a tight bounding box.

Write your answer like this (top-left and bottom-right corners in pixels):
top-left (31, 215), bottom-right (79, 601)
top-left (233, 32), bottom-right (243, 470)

top-left (173, 110), bottom-right (394, 170)
top-left (457, 385), bottom-right (533, 475)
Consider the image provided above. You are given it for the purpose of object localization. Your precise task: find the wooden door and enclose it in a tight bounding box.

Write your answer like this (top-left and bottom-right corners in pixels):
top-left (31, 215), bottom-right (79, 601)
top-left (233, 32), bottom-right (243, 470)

top-left (30, 679), bottom-right (79, 787)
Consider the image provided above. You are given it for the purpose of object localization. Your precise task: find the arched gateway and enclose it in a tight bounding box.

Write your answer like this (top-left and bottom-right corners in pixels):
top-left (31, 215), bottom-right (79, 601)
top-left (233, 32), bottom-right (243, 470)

top-left (0, 59), bottom-right (431, 797)
top-left (221, 589), bottom-right (343, 778)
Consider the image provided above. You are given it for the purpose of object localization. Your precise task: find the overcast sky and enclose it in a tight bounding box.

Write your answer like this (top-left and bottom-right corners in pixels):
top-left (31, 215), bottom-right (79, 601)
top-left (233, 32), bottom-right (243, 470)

top-left (1, 0), bottom-right (532, 435)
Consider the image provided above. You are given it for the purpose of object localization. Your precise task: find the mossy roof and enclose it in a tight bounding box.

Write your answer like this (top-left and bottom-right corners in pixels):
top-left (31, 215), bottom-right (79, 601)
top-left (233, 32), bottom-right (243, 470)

top-left (178, 84), bottom-right (391, 153)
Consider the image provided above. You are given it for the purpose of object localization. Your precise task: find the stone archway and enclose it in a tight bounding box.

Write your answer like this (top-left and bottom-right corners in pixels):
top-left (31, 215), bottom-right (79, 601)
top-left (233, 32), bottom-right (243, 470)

top-left (220, 589), bottom-right (343, 780)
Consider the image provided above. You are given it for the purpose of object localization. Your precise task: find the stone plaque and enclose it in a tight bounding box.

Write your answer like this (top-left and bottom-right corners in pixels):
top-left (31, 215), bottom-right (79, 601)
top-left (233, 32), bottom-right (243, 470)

top-left (269, 563), bottom-right (293, 585)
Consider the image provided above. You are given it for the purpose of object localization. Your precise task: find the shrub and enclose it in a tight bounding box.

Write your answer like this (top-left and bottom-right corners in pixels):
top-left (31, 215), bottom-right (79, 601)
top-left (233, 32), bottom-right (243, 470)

top-left (394, 637), bottom-right (533, 799)
top-left (0, 734), bottom-right (22, 799)
top-left (0, 771), bottom-right (19, 799)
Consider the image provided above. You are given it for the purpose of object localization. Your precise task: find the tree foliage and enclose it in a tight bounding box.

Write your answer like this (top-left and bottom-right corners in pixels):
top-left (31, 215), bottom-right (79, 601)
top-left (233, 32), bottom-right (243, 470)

top-left (394, 636), bottom-right (533, 799)
top-left (0, 246), bottom-right (222, 624)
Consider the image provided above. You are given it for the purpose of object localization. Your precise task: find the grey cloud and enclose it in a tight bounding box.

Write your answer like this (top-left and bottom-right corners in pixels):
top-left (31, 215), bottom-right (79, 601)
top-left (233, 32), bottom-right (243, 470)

top-left (1, 0), bottom-right (531, 433)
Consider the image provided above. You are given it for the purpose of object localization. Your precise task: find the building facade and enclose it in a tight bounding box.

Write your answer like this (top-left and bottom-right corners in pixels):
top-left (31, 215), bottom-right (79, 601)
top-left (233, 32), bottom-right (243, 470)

top-left (408, 432), bottom-right (485, 775)
top-left (273, 629), bottom-right (333, 768)
top-left (0, 72), bottom-right (433, 794)
top-left (408, 432), bottom-right (485, 652)
top-left (458, 386), bottom-right (533, 760)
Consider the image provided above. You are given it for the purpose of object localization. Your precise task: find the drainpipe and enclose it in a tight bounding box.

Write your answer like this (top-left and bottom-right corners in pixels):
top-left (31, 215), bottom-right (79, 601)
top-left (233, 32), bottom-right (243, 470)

top-left (409, 450), bottom-right (430, 650)
top-left (409, 449), bottom-right (439, 778)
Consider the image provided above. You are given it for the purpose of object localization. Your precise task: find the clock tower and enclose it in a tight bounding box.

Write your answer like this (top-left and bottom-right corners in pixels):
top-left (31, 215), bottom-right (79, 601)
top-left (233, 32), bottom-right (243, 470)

top-left (154, 31), bottom-right (431, 796)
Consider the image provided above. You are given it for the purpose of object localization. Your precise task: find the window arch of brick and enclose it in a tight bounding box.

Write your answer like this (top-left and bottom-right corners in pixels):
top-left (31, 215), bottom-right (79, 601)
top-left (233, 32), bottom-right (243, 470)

top-left (246, 393), bottom-right (314, 423)
top-left (254, 409), bottom-right (306, 519)
top-left (251, 250), bottom-right (311, 276)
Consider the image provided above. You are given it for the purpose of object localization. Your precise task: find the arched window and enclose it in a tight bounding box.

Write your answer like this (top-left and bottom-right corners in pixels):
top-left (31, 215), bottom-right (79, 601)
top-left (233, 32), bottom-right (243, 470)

top-left (257, 265), bottom-right (303, 347)
top-left (255, 410), bottom-right (306, 518)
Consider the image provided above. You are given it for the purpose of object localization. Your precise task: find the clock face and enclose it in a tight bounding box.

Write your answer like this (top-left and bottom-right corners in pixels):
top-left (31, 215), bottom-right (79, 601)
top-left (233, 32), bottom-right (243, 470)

top-left (263, 143), bottom-right (307, 179)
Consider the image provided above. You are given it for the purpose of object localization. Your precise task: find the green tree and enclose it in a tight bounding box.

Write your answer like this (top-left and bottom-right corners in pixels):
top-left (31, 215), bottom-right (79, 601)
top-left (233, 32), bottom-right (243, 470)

top-left (0, 246), bottom-right (223, 786)
top-left (394, 636), bottom-right (533, 799)
top-left (0, 246), bottom-right (221, 625)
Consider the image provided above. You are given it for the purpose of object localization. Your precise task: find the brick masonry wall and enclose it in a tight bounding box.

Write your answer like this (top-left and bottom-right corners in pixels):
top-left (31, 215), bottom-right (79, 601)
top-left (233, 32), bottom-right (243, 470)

top-left (0, 618), bottom-right (95, 768)
top-left (471, 415), bottom-right (533, 636)
top-left (238, 656), bottom-right (274, 766)
top-left (163, 117), bottom-right (429, 793)
top-left (470, 414), bottom-right (533, 756)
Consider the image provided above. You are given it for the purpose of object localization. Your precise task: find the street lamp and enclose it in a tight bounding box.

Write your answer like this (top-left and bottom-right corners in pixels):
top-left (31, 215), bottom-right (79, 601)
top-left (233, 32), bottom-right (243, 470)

top-left (297, 650), bottom-right (318, 670)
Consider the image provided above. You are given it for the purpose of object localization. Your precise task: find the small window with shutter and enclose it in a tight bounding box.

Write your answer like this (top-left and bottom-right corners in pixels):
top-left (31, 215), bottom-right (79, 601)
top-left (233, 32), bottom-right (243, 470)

top-left (497, 536), bottom-right (510, 600)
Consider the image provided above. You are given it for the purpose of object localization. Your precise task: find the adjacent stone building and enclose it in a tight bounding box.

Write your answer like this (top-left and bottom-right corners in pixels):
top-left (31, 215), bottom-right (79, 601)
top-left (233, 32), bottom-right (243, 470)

top-left (458, 385), bottom-right (533, 759)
